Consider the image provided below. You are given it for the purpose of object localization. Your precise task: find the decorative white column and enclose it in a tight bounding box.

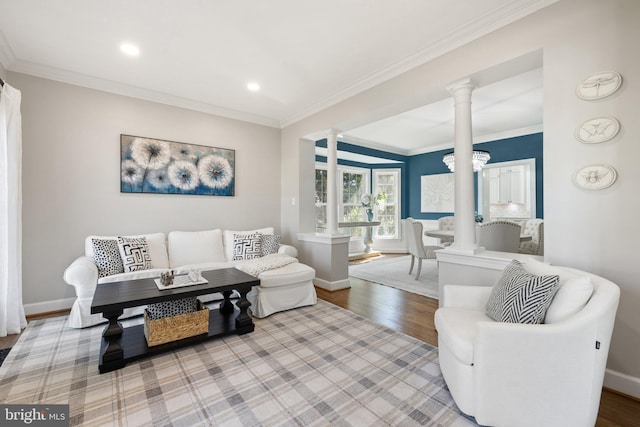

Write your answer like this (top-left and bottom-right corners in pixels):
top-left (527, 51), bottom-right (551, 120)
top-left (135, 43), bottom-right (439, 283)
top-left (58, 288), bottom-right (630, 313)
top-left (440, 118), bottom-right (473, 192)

top-left (326, 129), bottom-right (340, 235)
top-left (446, 79), bottom-right (480, 254)
top-left (296, 128), bottom-right (350, 291)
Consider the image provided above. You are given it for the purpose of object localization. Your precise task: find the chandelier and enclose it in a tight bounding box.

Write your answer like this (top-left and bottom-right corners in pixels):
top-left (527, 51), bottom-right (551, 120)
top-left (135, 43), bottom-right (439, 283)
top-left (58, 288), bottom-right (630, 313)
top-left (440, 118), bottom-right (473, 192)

top-left (442, 150), bottom-right (490, 172)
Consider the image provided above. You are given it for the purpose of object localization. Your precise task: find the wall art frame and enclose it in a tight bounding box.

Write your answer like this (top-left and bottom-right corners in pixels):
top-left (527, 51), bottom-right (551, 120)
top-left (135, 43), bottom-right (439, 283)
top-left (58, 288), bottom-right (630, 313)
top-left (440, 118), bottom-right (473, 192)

top-left (421, 173), bottom-right (454, 213)
top-left (120, 134), bottom-right (235, 196)
top-left (575, 117), bottom-right (620, 144)
top-left (572, 164), bottom-right (617, 191)
top-left (576, 71), bottom-right (622, 100)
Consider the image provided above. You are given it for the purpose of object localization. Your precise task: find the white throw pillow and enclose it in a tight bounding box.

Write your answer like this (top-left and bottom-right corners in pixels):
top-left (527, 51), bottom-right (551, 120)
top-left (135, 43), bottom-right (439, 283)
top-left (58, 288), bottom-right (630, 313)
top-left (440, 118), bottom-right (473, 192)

top-left (544, 276), bottom-right (593, 323)
top-left (117, 236), bottom-right (152, 272)
top-left (86, 232), bottom-right (169, 269)
top-left (167, 229), bottom-right (225, 267)
top-left (223, 227), bottom-right (274, 261)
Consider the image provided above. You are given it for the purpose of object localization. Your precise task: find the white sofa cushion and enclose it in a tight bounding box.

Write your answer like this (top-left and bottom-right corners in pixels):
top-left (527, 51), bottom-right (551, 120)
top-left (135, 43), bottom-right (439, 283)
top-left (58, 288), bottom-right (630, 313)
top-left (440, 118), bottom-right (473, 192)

top-left (545, 276), bottom-right (593, 323)
top-left (523, 259), bottom-right (594, 324)
top-left (435, 308), bottom-right (492, 365)
top-left (223, 227), bottom-right (274, 262)
top-left (257, 262), bottom-right (315, 288)
top-left (85, 233), bottom-right (169, 269)
top-left (167, 229), bottom-right (225, 267)
top-left (98, 268), bottom-right (167, 284)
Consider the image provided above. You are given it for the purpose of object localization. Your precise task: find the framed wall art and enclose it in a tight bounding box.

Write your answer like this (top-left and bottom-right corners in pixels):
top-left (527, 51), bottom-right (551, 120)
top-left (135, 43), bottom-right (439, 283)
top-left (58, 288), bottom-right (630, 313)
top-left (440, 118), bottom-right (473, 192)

top-left (421, 173), bottom-right (454, 212)
top-left (576, 71), bottom-right (622, 100)
top-left (120, 134), bottom-right (235, 196)
top-left (575, 117), bottom-right (620, 144)
top-left (572, 164), bottom-right (617, 191)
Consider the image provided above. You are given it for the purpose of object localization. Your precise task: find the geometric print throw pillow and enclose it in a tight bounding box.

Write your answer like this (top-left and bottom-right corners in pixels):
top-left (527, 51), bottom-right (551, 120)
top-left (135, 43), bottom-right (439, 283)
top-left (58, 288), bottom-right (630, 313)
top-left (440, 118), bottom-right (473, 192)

top-left (232, 233), bottom-right (262, 260)
top-left (485, 260), bottom-right (560, 324)
top-left (91, 238), bottom-right (124, 278)
top-left (117, 236), bottom-right (153, 272)
top-left (261, 234), bottom-right (281, 256)
top-left (146, 297), bottom-right (199, 320)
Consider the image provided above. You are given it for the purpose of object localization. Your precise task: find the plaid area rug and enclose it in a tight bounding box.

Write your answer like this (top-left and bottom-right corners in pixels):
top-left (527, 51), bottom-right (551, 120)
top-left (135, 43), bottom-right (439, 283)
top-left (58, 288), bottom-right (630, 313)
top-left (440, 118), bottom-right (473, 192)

top-left (0, 301), bottom-right (475, 426)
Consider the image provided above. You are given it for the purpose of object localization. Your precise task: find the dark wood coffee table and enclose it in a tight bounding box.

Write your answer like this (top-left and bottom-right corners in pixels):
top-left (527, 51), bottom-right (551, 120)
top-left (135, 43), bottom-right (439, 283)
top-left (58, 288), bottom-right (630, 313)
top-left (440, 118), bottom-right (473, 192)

top-left (90, 268), bottom-right (259, 373)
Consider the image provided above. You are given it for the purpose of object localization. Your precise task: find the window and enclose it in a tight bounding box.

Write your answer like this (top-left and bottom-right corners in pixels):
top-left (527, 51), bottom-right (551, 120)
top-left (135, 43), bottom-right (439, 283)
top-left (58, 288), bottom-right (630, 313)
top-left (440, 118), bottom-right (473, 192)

top-left (373, 169), bottom-right (401, 239)
top-left (315, 164), bottom-right (369, 237)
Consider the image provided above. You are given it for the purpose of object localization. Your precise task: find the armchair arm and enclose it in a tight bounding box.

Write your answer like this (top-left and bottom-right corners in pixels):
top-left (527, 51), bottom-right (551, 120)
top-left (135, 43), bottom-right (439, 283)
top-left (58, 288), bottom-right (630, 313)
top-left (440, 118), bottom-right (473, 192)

top-left (63, 256), bottom-right (99, 298)
top-left (278, 244), bottom-right (298, 258)
top-left (442, 285), bottom-right (493, 310)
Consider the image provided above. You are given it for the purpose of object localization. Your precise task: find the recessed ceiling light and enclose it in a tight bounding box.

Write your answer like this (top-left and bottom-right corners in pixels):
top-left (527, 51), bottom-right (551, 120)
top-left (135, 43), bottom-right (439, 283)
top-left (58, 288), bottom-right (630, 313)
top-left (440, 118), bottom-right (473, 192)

top-left (120, 43), bottom-right (140, 57)
top-left (247, 82), bottom-right (260, 92)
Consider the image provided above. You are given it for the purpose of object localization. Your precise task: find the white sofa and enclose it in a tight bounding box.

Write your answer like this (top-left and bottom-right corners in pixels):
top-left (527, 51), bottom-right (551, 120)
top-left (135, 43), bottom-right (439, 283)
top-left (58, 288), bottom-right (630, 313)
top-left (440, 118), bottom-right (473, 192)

top-left (434, 258), bottom-right (620, 427)
top-left (63, 227), bottom-right (317, 328)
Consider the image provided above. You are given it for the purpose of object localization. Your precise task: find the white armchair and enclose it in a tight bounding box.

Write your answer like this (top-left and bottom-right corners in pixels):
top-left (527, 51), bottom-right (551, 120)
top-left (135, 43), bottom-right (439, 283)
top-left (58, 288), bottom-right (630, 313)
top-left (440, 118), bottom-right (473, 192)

top-left (434, 261), bottom-right (620, 427)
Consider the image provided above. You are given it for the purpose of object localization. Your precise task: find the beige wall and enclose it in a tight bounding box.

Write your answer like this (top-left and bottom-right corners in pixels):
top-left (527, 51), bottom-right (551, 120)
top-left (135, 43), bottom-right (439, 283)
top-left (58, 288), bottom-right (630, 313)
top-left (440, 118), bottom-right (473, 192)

top-left (10, 73), bottom-right (281, 310)
top-left (281, 0), bottom-right (640, 394)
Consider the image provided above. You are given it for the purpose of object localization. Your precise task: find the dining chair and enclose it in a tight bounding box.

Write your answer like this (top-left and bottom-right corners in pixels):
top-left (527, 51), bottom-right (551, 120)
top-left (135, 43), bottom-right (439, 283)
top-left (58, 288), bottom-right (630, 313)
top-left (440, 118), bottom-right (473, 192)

top-left (518, 218), bottom-right (544, 255)
top-left (437, 216), bottom-right (455, 246)
top-left (476, 220), bottom-right (521, 252)
top-left (406, 218), bottom-right (442, 280)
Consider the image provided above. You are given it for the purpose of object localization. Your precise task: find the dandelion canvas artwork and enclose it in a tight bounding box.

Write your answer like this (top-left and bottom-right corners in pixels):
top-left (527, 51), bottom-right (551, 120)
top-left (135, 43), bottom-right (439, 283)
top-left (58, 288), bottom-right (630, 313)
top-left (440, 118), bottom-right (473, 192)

top-left (120, 135), bottom-right (235, 196)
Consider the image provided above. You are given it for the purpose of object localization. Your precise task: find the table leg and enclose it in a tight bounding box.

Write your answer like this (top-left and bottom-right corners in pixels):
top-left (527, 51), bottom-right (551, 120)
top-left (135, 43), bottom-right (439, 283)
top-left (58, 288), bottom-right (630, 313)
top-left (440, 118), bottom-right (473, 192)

top-left (100, 309), bottom-right (125, 372)
top-left (364, 226), bottom-right (374, 253)
top-left (235, 287), bottom-right (254, 332)
top-left (219, 290), bottom-right (234, 314)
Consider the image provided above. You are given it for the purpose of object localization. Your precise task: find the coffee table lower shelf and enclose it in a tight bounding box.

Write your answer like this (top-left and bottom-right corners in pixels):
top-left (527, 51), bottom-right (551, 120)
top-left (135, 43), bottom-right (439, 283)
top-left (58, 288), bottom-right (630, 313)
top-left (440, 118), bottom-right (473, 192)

top-left (98, 306), bottom-right (252, 374)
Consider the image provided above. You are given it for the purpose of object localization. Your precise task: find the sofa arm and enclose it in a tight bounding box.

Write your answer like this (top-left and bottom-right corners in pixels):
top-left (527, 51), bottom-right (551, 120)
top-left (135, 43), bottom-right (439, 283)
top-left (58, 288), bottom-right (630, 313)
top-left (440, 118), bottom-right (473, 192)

top-left (278, 244), bottom-right (298, 258)
top-left (63, 256), bottom-right (99, 298)
top-left (442, 285), bottom-right (493, 310)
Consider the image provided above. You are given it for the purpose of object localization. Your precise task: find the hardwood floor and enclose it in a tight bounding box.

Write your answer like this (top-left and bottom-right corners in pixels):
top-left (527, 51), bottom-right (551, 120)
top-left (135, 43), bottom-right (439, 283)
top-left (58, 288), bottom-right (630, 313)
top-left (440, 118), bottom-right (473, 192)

top-left (318, 268), bottom-right (640, 427)
top-left (1, 274), bottom-right (638, 426)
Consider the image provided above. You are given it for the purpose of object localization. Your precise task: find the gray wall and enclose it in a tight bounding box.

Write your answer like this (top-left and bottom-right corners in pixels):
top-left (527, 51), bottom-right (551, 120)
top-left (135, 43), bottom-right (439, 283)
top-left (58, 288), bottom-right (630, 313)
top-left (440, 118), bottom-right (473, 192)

top-left (10, 73), bottom-right (281, 311)
top-left (281, 0), bottom-right (640, 395)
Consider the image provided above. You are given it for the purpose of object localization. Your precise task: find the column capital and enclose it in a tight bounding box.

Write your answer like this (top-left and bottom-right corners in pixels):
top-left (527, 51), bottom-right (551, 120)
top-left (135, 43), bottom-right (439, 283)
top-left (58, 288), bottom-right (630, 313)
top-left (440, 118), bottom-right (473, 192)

top-left (446, 78), bottom-right (475, 96)
top-left (327, 128), bottom-right (342, 139)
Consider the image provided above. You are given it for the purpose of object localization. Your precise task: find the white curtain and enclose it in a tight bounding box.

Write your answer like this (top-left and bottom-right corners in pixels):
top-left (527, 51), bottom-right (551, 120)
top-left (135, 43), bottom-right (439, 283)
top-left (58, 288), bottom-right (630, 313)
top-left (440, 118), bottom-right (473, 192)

top-left (0, 81), bottom-right (27, 336)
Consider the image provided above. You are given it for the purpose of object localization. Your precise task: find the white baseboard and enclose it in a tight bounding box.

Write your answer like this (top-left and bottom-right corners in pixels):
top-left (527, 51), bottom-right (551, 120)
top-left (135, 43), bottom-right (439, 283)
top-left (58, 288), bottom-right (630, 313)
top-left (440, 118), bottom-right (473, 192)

top-left (24, 298), bottom-right (75, 316)
top-left (604, 368), bottom-right (640, 399)
top-left (313, 278), bottom-right (351, 291)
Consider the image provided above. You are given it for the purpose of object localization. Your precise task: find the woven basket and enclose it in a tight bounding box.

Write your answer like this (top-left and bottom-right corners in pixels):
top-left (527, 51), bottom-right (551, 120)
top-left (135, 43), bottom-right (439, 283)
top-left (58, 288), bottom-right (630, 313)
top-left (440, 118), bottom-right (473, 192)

top-left (144, 300), bottom-right (209, 347)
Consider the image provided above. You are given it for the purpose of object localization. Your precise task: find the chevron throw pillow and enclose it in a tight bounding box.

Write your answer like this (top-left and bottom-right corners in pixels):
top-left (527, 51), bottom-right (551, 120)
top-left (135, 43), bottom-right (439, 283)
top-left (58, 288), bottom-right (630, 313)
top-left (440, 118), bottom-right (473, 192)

top-left (486, 260), bottom-right (560, 324)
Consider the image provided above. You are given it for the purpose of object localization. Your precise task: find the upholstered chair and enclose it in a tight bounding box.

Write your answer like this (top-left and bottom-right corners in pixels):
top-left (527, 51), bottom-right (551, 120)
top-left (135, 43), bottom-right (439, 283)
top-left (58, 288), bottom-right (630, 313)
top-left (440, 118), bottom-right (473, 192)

top-left (518, 218), bottom-right (544, 255)
top-left (405, 218), bottom-right (442, 280)
top-left (477, 220), bottom-right (521, 252)
top-left (437, 216), bottom-right (455, 246)
top-left (434, 259), bottom-right (620, 427)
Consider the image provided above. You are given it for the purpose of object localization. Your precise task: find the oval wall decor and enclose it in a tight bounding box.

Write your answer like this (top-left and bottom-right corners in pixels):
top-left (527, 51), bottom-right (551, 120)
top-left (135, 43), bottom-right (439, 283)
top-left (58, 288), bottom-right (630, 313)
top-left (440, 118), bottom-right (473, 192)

top-left (576, 71), bottom-right (622, 100)
top-left (575, 117), bottom-right (620, 143)
top-left (572, 164), bottom-right (617, 190)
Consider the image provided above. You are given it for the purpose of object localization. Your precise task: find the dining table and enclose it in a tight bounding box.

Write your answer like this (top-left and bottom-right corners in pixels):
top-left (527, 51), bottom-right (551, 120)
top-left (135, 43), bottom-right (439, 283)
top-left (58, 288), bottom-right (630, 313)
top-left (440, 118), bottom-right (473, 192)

top-left (424, 228), bottom-right (532, 241)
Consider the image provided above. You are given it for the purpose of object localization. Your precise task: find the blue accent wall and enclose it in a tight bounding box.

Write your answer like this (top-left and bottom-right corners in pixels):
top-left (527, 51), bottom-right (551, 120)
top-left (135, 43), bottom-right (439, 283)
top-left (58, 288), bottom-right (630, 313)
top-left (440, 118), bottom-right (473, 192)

top-left (406, 133), bottom-right (543, 219)
top-left (315, 132), bottom-right (543, 220)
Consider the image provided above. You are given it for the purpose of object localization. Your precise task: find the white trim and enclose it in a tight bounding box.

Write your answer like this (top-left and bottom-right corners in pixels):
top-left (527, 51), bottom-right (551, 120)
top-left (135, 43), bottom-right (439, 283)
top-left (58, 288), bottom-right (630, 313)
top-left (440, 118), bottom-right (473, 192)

top-left (23, 297), bottom-right (75, 316)
top-left (280, 0), bottom-right (559, 127)
top-left (373, 168), bottom-right (401, 239)
top-left (7, 59), bottom-right (281, 128)
top-left (297, 233), bottom-right (350, 245)
top-left (604, 369), bottom-right (640, 399)
top-left (313, 277), bottom-right (351, 291)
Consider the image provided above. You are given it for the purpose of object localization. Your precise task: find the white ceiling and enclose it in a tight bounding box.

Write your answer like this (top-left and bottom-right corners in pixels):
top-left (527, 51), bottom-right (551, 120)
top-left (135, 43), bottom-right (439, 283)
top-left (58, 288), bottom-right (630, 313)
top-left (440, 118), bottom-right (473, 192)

top-left (0, 0), bottom-right (551, 155)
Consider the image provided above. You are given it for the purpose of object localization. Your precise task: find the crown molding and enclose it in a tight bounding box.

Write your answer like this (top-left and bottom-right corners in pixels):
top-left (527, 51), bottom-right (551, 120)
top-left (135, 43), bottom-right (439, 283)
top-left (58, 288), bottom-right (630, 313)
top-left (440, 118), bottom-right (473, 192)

top-left (406, 124), bottom-right (543, 156)
top-left (0, 31), bottom-right (16, 73)
top-left (7, 59), bottom-right (281, 128)
top-left (280, 0), bottom-right (558, 128)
